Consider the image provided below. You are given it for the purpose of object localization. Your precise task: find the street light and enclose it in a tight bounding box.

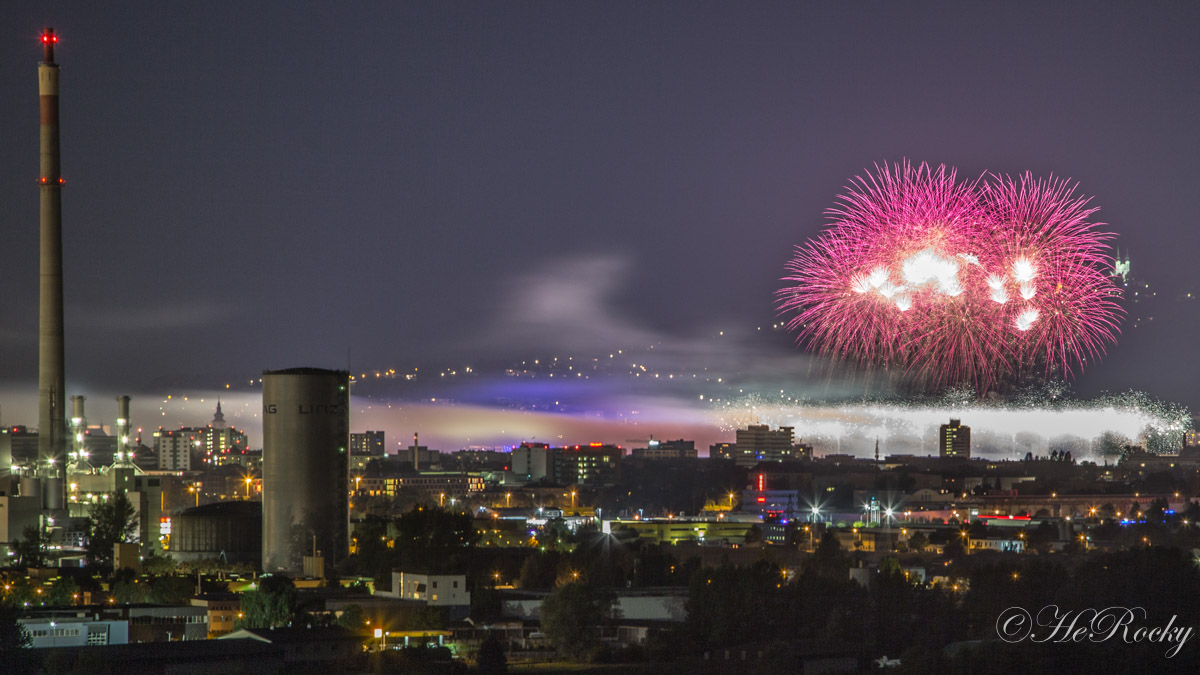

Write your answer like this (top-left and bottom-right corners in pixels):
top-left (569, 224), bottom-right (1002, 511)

top-left (571, 491), bottom-right (577, 509)
top-left (244, 476), bottom-right (253, 499)
top-left (506, 493), bottom-right (512, 508)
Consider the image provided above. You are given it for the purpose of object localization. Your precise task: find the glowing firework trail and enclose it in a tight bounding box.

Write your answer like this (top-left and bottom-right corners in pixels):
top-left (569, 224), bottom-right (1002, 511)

top-left (778, 162), bottom-right (1123, 393)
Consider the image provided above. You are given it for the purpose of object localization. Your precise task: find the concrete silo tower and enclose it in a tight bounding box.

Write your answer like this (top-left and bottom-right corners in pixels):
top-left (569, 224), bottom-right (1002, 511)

top-left (261, 368), bottom-right (350, 574)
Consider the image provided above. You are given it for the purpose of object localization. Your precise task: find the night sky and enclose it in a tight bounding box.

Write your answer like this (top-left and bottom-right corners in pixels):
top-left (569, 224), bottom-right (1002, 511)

top-left (1, 3), bottom-right (1198, 446)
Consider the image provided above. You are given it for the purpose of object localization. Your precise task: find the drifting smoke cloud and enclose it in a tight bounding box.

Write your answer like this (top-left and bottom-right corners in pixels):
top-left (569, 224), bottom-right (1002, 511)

top-left (473, 253), bottom-right (871, 397)
top-left (68, 299), bottom-right (238, 332)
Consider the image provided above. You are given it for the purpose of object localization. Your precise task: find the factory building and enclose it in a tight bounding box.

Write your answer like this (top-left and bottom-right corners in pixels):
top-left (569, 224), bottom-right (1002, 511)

top-left (170, 501), bottom-right (261, 565)
top-left (261, 368), bottom-right (350, 575)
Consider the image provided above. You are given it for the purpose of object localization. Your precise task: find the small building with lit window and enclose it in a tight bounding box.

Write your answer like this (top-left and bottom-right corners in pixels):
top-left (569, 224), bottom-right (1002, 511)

top-left (384, 571), bottom-right (470, 607)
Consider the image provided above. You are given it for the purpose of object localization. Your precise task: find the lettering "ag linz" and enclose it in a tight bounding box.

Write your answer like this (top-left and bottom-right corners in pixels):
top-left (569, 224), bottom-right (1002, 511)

top-left (262, 403), bottom-right (345, 415)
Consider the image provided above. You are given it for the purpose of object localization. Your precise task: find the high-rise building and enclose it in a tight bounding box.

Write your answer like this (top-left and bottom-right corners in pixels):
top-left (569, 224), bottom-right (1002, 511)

top-left (511, 442), bottom-right (550, 482)
top-left (939, 419), bottom-right (971, 458)
top-left (349, 431), bottom-right (385, 472)
top-left (154, 428), bottom-right (202, 471)
top-left (261, 368), bottom-right (350, 575)
top-left (734, 425), bottom-right (796, 467)
top-left (154, 424), bottom-right (249, 470)
top-left (199, 427), bottom-right (249, 464)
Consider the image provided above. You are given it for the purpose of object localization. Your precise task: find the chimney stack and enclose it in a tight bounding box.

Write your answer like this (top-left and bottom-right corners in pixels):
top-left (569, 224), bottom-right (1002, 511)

top-left (37, 27), bottom-right (66, 511)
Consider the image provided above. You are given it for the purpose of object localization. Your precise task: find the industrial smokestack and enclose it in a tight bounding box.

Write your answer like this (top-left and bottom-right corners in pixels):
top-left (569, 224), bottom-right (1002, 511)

top-left (37, 28), bottom-right (66, 511)
top-left (116, 396), bottom-right (132, 464)
top-left (69, 395), bottom-right (85, 466)
top-left (70, 395), bottom-right (85, 426)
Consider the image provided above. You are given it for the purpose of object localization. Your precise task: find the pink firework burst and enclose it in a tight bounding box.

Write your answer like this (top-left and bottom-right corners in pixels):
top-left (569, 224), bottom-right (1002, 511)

top-left (777, 161), bottom-right (1123, 393)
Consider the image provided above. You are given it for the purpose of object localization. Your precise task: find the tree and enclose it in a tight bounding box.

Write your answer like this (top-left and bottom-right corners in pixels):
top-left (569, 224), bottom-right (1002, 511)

top-left (1144, 498), bottom-right (1168, 524)
top-left (12, 526), bottom-right (48, 568)
top-left (1127, 502), bottom-right (1142, 520)
top-left (111, 568), bottom-right (151, 605)
top-left (393, 506), bottom-right (479, 572)
top-left (908, 531), bottom-right (929, 553)
top-left (0, 603), bottom-right (30, 650)
top-left (141, 552), bottom-right (178, 575)
top-left (402, 605), bottom-right (447, 631)
top-left (348, 514), bottom-right (392, 582)
top-left (237, 574), bottom-right (297, 629)
top-left (471, 581), bottom-right (502, 622)
top-left (477, 632), bottom-right (507, 674)
top-left (148, 576), bottom-right (194, 604)
top-left (518, 551), bottom-right (562, 589)
top-left (539, 518), bottom-right (571, 551)
top-left (337, 604), bottom-right (367, 632)
top-left (44, 576), bottom-right (79, 607)
top-left (943, 534), bottom-right (966, 560)
top-left (807, 531), bottom-right (846, 578)
top-left (539, 582), bottom-right (612, 660)
top-left (86, 491), bottom-right (137, 569)
top-left (1026, 522), bottom-right (1056, 554)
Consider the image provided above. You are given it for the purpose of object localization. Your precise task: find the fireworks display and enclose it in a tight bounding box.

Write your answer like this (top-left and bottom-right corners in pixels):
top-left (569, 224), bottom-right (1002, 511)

top-left (778, 162), bottom-right (1123, 393)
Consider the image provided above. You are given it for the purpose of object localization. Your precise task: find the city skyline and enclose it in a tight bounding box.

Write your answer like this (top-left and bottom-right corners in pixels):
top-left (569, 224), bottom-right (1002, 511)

top-left (4, 6), bottom-right (1200, 670)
